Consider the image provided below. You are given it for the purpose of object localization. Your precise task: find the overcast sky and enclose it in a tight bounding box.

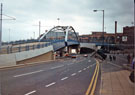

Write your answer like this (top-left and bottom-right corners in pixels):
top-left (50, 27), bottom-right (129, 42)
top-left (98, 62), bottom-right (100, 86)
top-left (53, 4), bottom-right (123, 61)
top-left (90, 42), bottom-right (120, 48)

top-left (1, 0), bottom-right (134, 41)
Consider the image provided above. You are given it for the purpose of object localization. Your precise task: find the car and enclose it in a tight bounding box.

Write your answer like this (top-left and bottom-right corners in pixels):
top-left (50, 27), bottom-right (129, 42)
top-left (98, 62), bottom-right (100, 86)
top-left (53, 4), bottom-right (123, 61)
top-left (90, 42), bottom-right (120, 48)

top-left (65, 53), bottom-right (69, 57)
top-left (70, 54), bottom-right (77, 58)
top-left (84, 54), bottom-right (88, 57)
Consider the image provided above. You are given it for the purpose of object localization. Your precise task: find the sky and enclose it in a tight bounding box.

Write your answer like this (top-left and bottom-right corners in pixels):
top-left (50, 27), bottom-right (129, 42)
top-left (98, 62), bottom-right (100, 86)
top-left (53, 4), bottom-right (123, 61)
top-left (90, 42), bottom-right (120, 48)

top-left (0, 0), bottom-right (134, 42)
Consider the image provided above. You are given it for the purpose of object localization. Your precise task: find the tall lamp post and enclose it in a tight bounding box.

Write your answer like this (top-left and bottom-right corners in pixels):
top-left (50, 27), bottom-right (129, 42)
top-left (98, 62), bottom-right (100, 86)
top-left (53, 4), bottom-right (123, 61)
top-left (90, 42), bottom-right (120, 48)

top-left (0, 3), bottom-right (3, 50)
top-left (57, 18), bottom-right (60, 26)
top-left (93, 10), bottom-right (105, 46)
top-left (0, 3), bottom-right (16, 50)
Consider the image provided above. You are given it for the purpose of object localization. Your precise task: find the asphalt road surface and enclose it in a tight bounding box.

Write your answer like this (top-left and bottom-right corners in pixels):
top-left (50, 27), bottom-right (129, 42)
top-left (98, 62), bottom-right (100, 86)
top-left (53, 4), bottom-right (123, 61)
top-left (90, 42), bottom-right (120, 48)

top-left (0, 55), bottom-right (100, 95)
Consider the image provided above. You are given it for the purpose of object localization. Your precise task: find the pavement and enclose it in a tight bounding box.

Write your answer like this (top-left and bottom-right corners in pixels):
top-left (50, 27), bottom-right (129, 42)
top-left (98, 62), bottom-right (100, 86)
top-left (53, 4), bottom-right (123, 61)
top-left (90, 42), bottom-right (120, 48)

top-left (100, 54), bottom-right (135, 95)
top-left (0, 54), bottom-right (100, 95)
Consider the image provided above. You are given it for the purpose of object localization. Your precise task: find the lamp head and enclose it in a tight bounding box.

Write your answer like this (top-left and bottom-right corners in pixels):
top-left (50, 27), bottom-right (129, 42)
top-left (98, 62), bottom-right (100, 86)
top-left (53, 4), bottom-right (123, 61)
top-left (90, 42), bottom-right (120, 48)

top-left (93, 10), bottom-right (97, 12)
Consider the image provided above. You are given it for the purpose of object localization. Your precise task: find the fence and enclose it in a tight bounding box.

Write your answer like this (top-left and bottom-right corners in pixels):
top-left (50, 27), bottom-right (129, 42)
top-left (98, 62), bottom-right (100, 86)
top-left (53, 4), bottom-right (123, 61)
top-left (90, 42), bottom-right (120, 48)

top-left (0, 42), bottom-right (52, 54)
top-left (0, 40), bottom-right (80, 54)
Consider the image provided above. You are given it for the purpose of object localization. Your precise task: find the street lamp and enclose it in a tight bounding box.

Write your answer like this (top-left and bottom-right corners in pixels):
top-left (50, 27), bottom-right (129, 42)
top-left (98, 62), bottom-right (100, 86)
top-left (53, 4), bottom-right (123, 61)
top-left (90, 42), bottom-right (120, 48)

top-left (57, 18), bottom-right (60, 25)
top-left (93, 10), bottom-right (105, 46)
top-left (0, 3), bottom-right (16, 50)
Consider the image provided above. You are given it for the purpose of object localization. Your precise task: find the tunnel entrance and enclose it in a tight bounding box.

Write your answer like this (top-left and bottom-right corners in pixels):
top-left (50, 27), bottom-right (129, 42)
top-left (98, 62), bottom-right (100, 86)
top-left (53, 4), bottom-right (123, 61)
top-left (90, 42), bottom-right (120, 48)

top-left (80, 47), bottom-right (94, 54)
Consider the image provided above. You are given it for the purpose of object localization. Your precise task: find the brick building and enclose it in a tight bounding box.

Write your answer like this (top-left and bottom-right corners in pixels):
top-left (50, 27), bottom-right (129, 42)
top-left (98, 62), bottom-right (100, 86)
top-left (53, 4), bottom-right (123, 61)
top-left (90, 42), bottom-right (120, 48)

top-left (79, 26), bottom-right (134, 51)
top-left (122, 26), bottom-right (134, 47)
top-left (79, 32), bottom-right (116, 44)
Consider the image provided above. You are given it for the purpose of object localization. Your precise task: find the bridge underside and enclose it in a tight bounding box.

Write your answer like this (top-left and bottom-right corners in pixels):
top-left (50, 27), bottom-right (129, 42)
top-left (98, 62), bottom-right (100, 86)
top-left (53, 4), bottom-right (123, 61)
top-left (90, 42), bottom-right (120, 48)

top-left (80, 47), bottom-right (95, 54)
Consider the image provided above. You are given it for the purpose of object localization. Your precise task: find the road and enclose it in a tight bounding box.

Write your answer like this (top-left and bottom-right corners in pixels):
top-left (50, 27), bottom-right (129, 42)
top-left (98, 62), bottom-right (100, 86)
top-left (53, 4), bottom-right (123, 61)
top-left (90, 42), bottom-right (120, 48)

top-left (0, 55), bottom-right (100, 95)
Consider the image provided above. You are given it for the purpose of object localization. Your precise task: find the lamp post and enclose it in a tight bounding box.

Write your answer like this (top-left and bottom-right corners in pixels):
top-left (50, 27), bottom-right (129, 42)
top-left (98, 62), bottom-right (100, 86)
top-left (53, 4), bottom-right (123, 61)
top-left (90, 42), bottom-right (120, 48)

top-left (0, 3), bottom-right (16, 50)
top-left (93, 10), bottom-right (105, 46)
top-left (0, 3), bottom-right (3, 50)
top-left (57, 18), bottom-right (60, 25)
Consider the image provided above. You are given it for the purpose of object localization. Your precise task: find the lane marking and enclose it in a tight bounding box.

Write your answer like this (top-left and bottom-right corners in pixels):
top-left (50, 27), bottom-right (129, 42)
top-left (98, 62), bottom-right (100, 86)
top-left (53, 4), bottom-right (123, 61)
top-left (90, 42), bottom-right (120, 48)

top-left (85, 63), bottom-right (98, 95)
top-left (45, 82), bottom-right (56, 87)
top-left (71, 73), bottom-right (76, 76)
top-left (67, 63), bottom-right (74, 65)
top-left (61, 77), bottom-right (68, 80)
top-left (87, 66), bottom-right (89, 69)
top-left (50, 65), bottom-right (64, 70)
top-left (90, 62), bottom-right (99, 95)
top-left (83, 68), bottom-right (86, 70)
top-left (14, 70), bottom-right (44, 77)
top-left (25, 90), bottom-right (36, 95)
top-left (78, 70), bottom-right (82, 73)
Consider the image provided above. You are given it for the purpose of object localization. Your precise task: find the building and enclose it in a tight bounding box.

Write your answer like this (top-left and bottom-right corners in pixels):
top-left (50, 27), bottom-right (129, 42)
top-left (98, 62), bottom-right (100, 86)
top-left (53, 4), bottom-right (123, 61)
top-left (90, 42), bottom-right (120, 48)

top-left (79, 32), bottom-right (116, 44)
top-left (122, 26), bottom-right (134, 49)
top-left (79, 26), bottom-right (134, 51)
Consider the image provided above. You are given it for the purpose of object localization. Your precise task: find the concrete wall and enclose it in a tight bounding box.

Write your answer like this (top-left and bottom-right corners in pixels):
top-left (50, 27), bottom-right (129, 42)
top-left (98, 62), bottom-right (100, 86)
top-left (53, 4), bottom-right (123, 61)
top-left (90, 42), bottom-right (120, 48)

top-left (17, 51), bottom-right (54, 64)
top-left (0, 45), bottom-right (54, 68)
top-left (0, 54), bottom-right (16, 68)
top-left (80, 43), bottom-right (96, 50)
top-left (15, 45), bottom-right (53, 61)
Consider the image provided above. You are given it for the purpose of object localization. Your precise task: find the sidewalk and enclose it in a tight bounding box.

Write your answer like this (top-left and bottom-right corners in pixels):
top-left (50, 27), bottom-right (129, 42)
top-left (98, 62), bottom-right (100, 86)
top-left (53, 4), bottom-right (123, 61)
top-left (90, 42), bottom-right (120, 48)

top-left (100, 60), bottom-right (134, 95)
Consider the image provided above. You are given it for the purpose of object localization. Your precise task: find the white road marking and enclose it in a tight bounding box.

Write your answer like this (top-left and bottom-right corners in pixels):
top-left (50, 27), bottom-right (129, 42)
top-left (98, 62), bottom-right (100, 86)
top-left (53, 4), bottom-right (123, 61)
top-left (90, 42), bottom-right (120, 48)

top-left (88, 60), bottom-right (91, 62)
top-left (50, 65), bottom-right (64, 70)
top-left (14, 70), bottom-right (44, 78)
top-left (25, 90), bottom-right (36, 95)
top-left (45, 82), bottom-right (56, 87)
top-left (68, 63), bottom-right (74, 65)
top-left (78, 70), bottom-right (82, 73)
top-left (83, 68), bottom-right (86, 70)
top-left (61, 77), bottom-right (68, 80)
top-left (87, 66), bottom-right (89, 69)
top-left (71, 73), bottom-right (76, 76)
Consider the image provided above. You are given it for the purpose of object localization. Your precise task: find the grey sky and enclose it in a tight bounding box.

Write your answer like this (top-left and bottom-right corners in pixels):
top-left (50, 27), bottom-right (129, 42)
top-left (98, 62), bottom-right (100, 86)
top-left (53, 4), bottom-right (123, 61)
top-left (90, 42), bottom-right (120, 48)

top-left (1, 0), bottom-right (134, 41)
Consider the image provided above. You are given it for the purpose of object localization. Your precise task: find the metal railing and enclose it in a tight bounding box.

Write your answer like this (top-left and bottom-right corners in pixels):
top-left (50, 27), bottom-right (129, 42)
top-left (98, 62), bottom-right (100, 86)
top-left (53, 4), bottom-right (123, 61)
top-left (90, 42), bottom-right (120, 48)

top-left (0, 42), bottom-right (52, 54)
top-left (0, 40), bottom-right (80, 54)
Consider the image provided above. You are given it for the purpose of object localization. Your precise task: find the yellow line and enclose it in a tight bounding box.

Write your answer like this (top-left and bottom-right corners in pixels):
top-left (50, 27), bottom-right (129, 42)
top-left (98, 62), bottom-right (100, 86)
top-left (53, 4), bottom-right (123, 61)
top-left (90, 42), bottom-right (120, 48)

top-left (85, 63), bottom-right (98, 95)
top-left (90, 61), bottom-right (99, 95)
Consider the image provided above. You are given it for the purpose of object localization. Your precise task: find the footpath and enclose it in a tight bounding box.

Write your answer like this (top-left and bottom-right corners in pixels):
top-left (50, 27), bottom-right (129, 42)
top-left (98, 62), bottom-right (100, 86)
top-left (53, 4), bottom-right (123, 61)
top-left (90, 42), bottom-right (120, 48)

top-left (100, 54), bottom-right (134, 95)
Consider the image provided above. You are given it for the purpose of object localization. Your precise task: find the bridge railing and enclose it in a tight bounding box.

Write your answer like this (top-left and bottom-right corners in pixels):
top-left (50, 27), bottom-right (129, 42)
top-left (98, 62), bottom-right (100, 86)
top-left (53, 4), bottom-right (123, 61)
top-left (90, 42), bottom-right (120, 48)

top-left (0, 42), bottom-right (52, 54)
top-left (0, 39), bottom-right (80, 54)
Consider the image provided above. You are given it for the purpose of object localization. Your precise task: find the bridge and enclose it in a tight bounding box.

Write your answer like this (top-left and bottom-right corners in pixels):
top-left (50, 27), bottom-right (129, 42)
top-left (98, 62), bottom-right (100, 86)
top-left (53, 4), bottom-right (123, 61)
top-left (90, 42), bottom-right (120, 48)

top-left (0, 26), bottom-right (96, 68)
top-left (38, 26), bottom-right (80, 52)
